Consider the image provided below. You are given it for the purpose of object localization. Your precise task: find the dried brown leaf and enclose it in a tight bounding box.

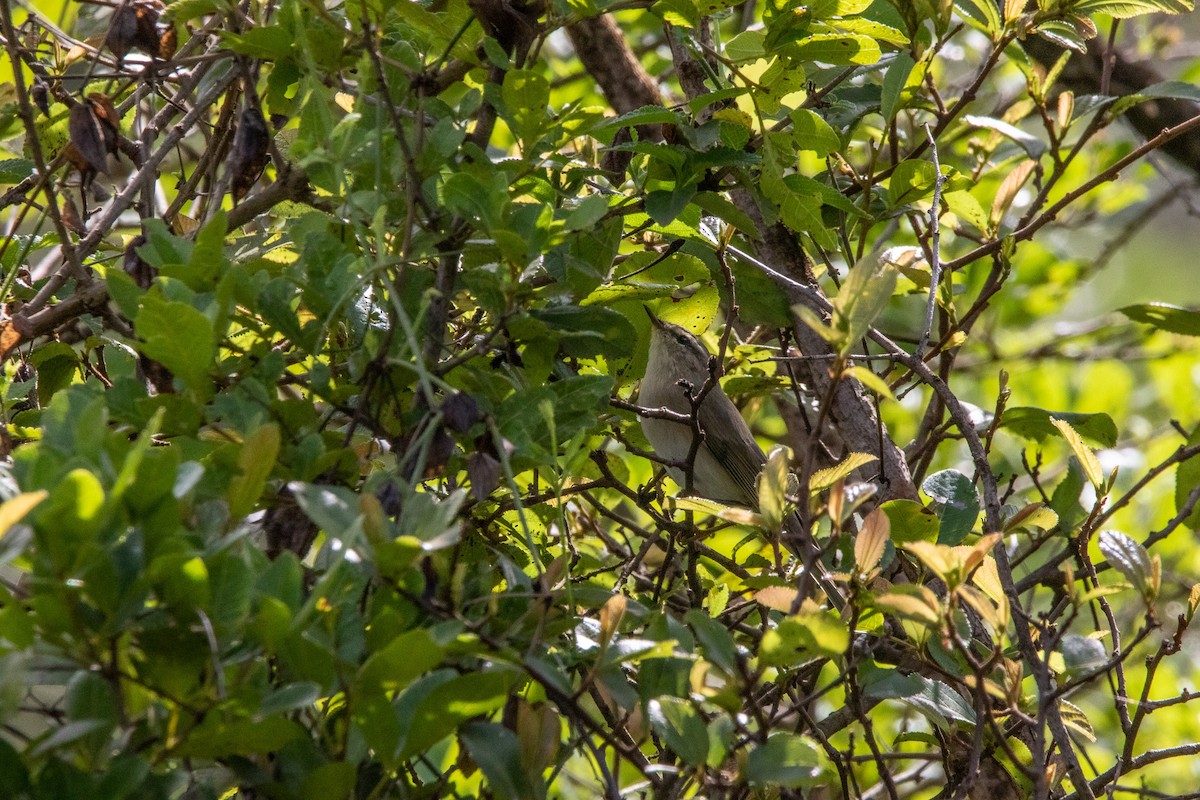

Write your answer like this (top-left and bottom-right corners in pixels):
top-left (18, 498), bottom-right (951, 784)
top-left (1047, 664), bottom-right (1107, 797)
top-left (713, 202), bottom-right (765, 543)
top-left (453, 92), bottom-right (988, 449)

top-left (228, 105), bottom-right (271, 200)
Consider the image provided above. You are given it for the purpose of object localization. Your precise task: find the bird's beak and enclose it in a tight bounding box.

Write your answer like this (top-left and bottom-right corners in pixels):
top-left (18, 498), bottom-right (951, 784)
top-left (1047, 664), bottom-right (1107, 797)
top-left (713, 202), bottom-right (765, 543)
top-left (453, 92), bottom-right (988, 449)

top-left (644, 305), bottom-right (665, 328)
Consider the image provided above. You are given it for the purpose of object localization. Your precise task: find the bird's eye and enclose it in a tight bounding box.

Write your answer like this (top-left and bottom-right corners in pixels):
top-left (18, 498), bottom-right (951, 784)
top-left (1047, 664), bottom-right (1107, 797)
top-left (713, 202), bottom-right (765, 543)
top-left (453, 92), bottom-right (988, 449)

top-left (675, 333), bottom-right (688, 345)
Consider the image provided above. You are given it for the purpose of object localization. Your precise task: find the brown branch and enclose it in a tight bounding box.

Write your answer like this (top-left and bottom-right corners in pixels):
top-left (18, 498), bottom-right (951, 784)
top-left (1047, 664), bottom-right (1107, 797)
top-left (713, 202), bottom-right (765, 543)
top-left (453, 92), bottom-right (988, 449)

top-left (1023, 35), bottom-right (1200, 176)
top-left (944, 109), bottom-right (1200, 273)
top-left (565, 14), bottom-right (661, 113)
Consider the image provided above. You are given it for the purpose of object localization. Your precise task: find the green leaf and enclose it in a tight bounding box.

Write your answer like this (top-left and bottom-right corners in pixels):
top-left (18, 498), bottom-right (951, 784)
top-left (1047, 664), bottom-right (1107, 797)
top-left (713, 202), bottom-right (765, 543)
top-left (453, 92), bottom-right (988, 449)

top-left (652, 0), bottom-right (699, 27)
top-left (957, 0), bottom-right (1003, 33)
top-left (1120, 303), bottom-right (1200, 336)
top-left (360, 629), bottom-right (444, 692)
top-left (291, 483), bottom-right (360, 538)
top-left (502, 69), bottom-right (550, 145)
top-left (648, 698), bottom-right (709, 767)
top-left (227, 423), bottom-right (281, 520)
top-left (1050, 418), bottom-right (1105, 491)
top-left (442, 171), bottom-right (507, 231)
top-left (149, 553), bottom-right (211, 609)
top-left (30, 341), bottom-right (78, 406)
top-left (64, 671), bottom-right (118, 753)
top-left (136, 295), bottom-right (216, 397)
top-left (176, 209), bottom-right (227, 290)
top-left (881, 51), bottom-right (916, 121)
top-left (830, 17), bottom-right (910, 46)
top-left (810, 0), bottom-right (873, 14)
top-left (498, 375), bottom-right (612, 458)
top-left (646, 182), bottom-right (698, 226)
top-left (759, 610), bottom-right (849, 665)
top-left (300, 762), bottom-right (356, 800)
top-left (1000, 407), bottom-right (1117, 447)
top-left (864, 669), bottom-right (976, 728)
top-left (527, 305), bottom-right (637, 358)
top-left (776, 189), bottom-right (836, 249)
top-left (592, 106), bottom-right (683, 141)
top-left (175, 717), bottom-right (306, 758)
top-left (0, 158), bottom-right (34, 184)
top-left (0, 739), bottom-right (29, 795)
top-left (790, 109), bottom-right (841, 156)
top-left (843, 365), bottom-right (896, 402)
top-left (880, 499), bottom-right (940, 544)
top-left (692, 191), bottom-right (760, 236)
top-left (788, 33), bottom-right (881, 65)
top-left (1060, 699), bottom-right (1096, 742)
top-left (221, 25), bottom-right (294, 60)
top-left (785, 174), bottom-right (869, 219)
top-left (944, 189), bottom-right (990, 234)
top-left (830, 250), bottom-right (897, 354)
top-left (745, 733), bottom-right (827, 788)
top-left (110, 408), bottom-right (164, 510)
top-left (165, 0), bottom-right (224, 23)
top-left (921, 470), bottom-right (980, 546)
top-left (725, 30), bottom-right (766, 61)
top-left (396, 489), bottom-right (467, 545)
top-left (1175, 426), bottom-right (1200, 528)
top-left (459, 722), bottom-right (543, 800)
top-left (683, 610), bottom-right (737, 673)
top-left (258, 682), bottom-right (322, 717)
top-left (758, 446), bottom-right (790, 533)
top-left (38, 468), bottom-right (105, 558)
top-left (398, 669), bottom-right (516, 759)
top-left (887, 159), bottom-right (941, 207)
top-left (564, 194), bottom-right (609, 232)
top-left (1069, 0), bottom-right (1192, 17)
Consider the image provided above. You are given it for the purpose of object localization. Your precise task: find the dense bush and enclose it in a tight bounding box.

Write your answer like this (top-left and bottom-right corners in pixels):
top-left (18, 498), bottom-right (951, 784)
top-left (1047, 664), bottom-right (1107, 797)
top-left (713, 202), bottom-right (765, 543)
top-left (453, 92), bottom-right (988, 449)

top-left (1, 0), bottom-right (1200, 797)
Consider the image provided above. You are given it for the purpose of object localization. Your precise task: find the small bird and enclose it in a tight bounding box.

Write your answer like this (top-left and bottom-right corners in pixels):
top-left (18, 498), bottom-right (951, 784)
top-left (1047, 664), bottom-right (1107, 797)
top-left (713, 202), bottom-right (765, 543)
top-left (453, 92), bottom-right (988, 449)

top-left (638, 308), bottom-right (767, 507)
top-left (638, 307), bottom-right (844, 607)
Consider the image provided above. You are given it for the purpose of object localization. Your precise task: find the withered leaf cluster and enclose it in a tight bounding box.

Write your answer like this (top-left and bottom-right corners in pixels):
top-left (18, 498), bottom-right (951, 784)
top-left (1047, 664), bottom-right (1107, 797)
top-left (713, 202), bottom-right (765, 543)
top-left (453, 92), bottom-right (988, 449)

top-left (227, 104), bottom-right (271, 200)
top-left (105, 1), bottom-right (176, 61)
top-left (64, 92), bottom-right (120, 183)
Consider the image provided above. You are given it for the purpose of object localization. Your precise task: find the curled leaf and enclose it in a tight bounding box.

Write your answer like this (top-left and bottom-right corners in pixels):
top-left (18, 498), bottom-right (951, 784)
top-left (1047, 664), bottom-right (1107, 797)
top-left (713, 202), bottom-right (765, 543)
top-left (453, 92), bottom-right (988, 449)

top-left (1097, 530), bottom-right (1155, 602)
top-left (854, 506), bottom-right (889, 575)
top-left (227, 104), bottom-right (271, 200)
top-left (66, 94), bottom-right (120, 176)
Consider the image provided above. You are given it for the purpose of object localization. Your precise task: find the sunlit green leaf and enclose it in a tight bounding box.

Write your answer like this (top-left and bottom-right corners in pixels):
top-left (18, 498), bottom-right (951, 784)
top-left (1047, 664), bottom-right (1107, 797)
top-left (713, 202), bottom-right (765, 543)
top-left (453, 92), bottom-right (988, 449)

top-left (745, 733), bottom-right (828, 788)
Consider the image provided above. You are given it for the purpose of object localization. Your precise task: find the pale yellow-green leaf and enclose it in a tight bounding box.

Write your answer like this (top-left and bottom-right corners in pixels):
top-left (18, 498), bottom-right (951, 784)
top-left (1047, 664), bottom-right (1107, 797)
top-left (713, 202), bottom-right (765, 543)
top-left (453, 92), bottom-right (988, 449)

top-left (958, 585), bottom-right (1002, 631)
top-left (874, 589), bottom-right (941, 624)
top-left (843, 366), bottom-right (896, 402)
top-left (971, 555), bottom-right (1005, 605)
top-left (854, 507), bottom-right (889, 574)
top-left (903, 540), bottom-right (954, 580)
top-left (989, 159), bottom-right (1036, 230)
top-left (0, 491), bottom-right (48, 538)
top-left (754, 585), bottom-right (801, 613)
top-left (810, 452), bottom-right (877, 492)
top-left (599, 594), bottom-right (627, 648)
top-left (1057, 91), bottom-right (1074, 131)
top-left (1060, 700), bottom-right (1096, 743)
top-left (792, 304), bottom-right (841, 347)
top-left (675, 497), bottom-right (765, 527)
top-left (758, 446), bottom-right (791, 533)
top-left (1004, 502), bottom-right (1059, 532)
top-left (1050, 417), bottom-right (1105, 491)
